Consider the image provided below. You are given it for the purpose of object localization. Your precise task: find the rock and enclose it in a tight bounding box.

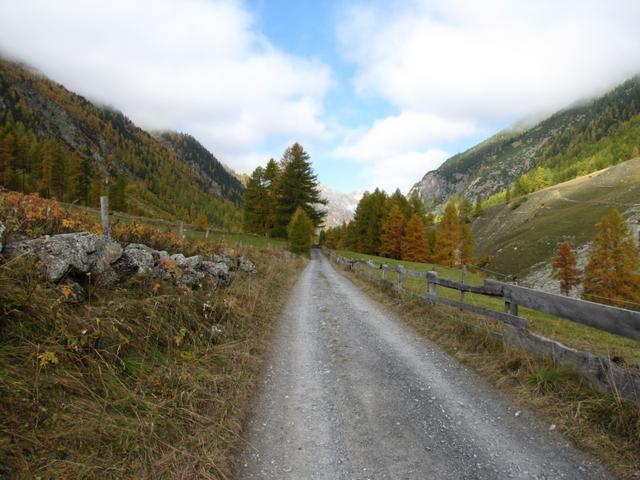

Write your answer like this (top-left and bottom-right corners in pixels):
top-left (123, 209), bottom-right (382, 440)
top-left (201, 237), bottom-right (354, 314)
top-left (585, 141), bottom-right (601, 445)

top-left (177, 267), bottom-right (205, 289)
top-left (7, 232), bottom-right (123, 283)
top-left (237, 255), bottom-right (257, 274)
top-left (111, 252), bottom-right (141, 280)
top-left (0, 219), bottom-right (5, 253)
top-left (171, 253), bottom-right (202, 270)
top-left (210, 253), bottom-right (234, 270)
top-left (124, 243), bottom-right (157, 273)
top-left (198, 260), bottom-right (232, 287)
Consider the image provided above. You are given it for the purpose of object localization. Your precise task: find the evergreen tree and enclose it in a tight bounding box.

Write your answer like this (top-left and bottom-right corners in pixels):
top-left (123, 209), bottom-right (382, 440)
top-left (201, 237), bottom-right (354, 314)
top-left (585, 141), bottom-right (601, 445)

top-left (263, 158), bottom-right (280, 236)
top-left (408, 190), bottom-right (426, 220)
top-left (379, 204), bottom-right (405, 259)
top-left (318, 229), bottom-right (327, 246)
top-left (552, 241), bottom-right (581, 295)
top-left (351, 189), bottom-right (388, 254)
top-left (274, 143), bottom-right (326, 237)
top-left (243, 166), bottom-right (269, 234)
top-left (288, 207), bottom-right (314, 255)
top-left (583, 209), bottom-right (640, 307)
top-left (401, 214), bottom-right (428, 262)
top-left (109, 174), bottom-right (128, 212)
top-left (389, 188), bottom-right (412, 219)
top-left (434, 203), bottom-right (460, 267)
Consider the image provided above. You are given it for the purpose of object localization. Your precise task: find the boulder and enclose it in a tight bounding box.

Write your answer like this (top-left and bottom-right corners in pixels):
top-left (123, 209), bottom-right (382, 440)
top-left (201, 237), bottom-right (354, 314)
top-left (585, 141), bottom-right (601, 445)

top-left (171, 253), bottom-right (202, 270)
top-left (0, 219), bottom-right (5, 253)
top-left (198, 260), bottom-right (232, 287)
top-left (237, 255), bottom-right (257, 274)
top-left (124, 243), bottom-right (157, 273)
top-left (7, 232), bottom-right (122, 283)
top-left (210, 253), bottom-right (234, 270)
top-left (177, 267), bottom-right (206, 289)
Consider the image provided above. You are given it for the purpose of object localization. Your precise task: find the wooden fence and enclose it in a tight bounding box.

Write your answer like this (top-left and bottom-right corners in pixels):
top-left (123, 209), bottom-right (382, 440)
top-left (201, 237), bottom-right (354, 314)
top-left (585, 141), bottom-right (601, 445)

top-left (328, 251), bottom-right (640, 405)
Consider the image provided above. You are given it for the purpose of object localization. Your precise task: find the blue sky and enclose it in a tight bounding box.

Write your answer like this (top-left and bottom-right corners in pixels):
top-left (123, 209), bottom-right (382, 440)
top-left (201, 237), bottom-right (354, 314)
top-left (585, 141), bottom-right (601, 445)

top-left (1, 0), bottom-right (640, 193)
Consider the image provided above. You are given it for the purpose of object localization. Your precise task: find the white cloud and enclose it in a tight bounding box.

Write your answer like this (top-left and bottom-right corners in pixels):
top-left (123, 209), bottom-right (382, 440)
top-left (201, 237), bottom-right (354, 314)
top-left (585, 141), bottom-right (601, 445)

top-left (339, 0), bottom-right (640, 120)
top-left (366, 150), bottom-right (450, 194)
top-left (334, 111), bottom-right (475, 162)
top-left (0, 0), bottom-right (331, 172)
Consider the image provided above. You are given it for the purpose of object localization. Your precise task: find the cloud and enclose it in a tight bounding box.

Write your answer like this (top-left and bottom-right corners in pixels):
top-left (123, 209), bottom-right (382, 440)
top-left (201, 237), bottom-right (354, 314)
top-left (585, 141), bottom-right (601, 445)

top-left (334, 111), bottom-right (475, 162)
top-left (366, 150), bottom-right (450, 194)
top-left (0, 0), bottom-right (331, 172)
top-left (339, 0), bottom-right (640, 120)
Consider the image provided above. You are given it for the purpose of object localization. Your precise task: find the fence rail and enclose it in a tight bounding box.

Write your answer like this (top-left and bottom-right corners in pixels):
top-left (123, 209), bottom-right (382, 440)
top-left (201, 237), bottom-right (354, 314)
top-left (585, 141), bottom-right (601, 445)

top-left (328, 250), bottom-right (640, 405)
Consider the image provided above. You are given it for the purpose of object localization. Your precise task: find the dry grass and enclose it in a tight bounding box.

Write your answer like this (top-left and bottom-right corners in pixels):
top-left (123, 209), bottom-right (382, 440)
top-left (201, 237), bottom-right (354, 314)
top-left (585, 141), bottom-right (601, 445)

top-left (336, 263), bottom-right (640, 480)
top-left (0, 249), bottom-right (305, 479)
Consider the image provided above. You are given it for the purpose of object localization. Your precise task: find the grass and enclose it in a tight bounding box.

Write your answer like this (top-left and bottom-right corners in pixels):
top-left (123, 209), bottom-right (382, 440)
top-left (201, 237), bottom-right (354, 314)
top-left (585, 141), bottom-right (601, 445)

top-left (333, 260), bottom-right (640, 479)
top-left (337, 250), bottom-right (640, 370)
top-left (0, 249), bottom-right (305, 479)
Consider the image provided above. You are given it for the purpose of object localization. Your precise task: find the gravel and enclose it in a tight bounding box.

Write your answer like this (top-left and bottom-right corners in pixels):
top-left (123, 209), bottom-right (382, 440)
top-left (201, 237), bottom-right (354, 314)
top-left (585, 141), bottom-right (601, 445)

top-left (235, 250), bottom-right (610, 479)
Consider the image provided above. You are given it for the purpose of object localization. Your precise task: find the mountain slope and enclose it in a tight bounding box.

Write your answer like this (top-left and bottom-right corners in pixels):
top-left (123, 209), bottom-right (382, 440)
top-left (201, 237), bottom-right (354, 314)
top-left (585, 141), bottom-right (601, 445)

top-left (0, 58), bottom-right (242, 228)
top-left (471, 157), bottom-right (640, 284)
top-left (318, 183), bottom-right (361, 227)
top-left (411, 76), bottom-right (640, 210)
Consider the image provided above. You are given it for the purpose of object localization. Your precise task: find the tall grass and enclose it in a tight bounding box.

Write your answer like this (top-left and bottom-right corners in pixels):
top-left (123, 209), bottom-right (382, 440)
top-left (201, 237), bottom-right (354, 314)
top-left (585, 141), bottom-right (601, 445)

top-left (0, 250), bottom-right (305, 479)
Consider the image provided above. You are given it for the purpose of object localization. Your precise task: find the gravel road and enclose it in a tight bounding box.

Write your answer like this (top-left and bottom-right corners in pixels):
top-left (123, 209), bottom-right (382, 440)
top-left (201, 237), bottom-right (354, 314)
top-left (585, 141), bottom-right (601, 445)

top-left (235, 250), bottom-right (610, 480)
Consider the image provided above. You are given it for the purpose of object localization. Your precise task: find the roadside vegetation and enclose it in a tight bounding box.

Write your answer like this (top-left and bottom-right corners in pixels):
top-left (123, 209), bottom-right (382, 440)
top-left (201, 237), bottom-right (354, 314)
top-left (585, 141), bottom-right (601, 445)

top-left (0, 188), bottom-right (306, 478)
top-left (334, 262), bottom-right (640, 479)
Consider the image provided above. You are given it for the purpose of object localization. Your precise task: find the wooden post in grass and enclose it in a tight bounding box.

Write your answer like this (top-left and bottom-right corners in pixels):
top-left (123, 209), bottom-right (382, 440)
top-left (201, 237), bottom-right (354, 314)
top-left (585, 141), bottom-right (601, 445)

top-left (179, 221), bottom-right (185, 240)
top-left (397, 266), bottom-right (404, 291)
top-left (100, 196), bottom-right (110, 238)
top-left (382, 265), bottom-right (387, 281)
top-left (205, 228), bottom-right (210, 240)
top-left (426, 272), bottom-right (437, 304)
top-left (460, 265), bottom-right (466, 322)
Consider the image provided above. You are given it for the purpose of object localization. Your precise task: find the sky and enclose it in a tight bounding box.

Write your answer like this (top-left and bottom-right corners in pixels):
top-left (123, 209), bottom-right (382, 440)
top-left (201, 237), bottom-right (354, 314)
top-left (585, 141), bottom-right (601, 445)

top-left (1, 0), bottom-right (640, 194)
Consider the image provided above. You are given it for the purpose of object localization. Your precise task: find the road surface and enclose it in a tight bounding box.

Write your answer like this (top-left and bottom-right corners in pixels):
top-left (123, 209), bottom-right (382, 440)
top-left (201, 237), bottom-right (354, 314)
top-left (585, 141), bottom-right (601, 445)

top-left (235, 250), bottom-right (609, 479)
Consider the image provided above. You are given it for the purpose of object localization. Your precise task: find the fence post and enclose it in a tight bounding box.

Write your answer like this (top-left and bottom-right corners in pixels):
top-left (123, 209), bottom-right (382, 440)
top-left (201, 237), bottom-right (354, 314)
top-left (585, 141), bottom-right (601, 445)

top-left (179, 221), bottom-right (185, 240)
top-left (100, 196), bottom-right (110, 238)
top-left (382, 265), bottom-right (387, 281)
top-left (397, 266), bottom-right (404, 291)
top-left (205, 228), bottom-right (210, 239)
top-left (427, 272), bottom-right (437, 304)
top-left (460, 265), bottom-right (466, 321)
top-left (505, 297), bottom-right (518, 316)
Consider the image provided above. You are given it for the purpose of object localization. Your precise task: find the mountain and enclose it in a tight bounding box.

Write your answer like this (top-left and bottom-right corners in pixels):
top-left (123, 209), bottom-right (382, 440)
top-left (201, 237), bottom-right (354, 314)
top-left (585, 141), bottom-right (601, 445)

top-left (410, 76), bottom-right (640, 210)
top-left (471, 156), bottom-right (640, 288)
top-left (318, 183), bottom-right (362, 227)
top-left (157, 132), bottom-right (244, 204)
top-left (0, 58), bottom-right (243, 229)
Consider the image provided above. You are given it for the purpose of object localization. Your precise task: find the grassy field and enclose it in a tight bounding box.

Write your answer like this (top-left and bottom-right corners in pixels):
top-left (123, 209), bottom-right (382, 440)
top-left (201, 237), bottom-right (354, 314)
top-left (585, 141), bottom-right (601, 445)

top-left (334, 264), bottom-right (640, 479)
top-left (472, 157), bottom-right (640, 279)
top-left (337, 250), bottom-right (640, 370)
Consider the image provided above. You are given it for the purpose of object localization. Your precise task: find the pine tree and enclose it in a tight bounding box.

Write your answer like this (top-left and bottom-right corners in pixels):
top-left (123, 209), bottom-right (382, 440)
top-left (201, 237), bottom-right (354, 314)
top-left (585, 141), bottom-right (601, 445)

top-left (263, 158), bottom-right (280, 236)
top-left (433, 203), bottom-right (460, 267)
top-left (389, 188), bottom-right (412, 219)
top-left (274, 143), bottom-right (326, 237)
top-left (583, 209), bottom-right (640, 307)
top-left (408, 190), bottom-right (426, 220)
top-left (243, 166), bottom-right (269, 234)
top-left (379, 204), bottom-right (405, 259)
top-left (288, 207), bottom-right (314, 255)
top-left (351, 189), bottom-right (388, 254)
top-left (552, 241), bottom-right (581, 295)
top-left (401, 214), bottom-right (428, 262)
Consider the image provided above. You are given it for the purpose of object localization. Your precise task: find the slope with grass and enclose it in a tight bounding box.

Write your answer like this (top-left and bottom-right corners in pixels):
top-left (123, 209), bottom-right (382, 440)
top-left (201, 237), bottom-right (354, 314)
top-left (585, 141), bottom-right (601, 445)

top-left (0, 58), bottom-right (243, 228)
top-left (0, 243), bottom-right (304, 478)
top-left (410, 76), bottom-right (640, 210)
top-left (471, 156), bottom-right (640, 286)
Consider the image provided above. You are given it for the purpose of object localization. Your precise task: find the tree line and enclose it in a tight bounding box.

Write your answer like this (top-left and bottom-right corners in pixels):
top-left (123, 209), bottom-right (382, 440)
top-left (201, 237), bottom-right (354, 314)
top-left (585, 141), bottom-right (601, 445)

top-left (243, 143), bottom-right (326, 252)
top-left (324, 189), bottom-right (479, 268)
top-left (552, 209), bottom-right (640, 309)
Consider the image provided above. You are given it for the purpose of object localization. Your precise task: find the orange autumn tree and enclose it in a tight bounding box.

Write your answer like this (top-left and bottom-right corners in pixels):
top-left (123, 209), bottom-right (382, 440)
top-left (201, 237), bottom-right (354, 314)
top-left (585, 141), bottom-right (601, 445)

top-left (433, 202), bottom-right (460, 267)
top-left (401, 214), bottom-right (428, 262)
top-left (582, 209), bottom-right (640, 307)
top-left (379, 204), bottom-right (405, 259)
top-left (551, 241), bottom-right (581, 295)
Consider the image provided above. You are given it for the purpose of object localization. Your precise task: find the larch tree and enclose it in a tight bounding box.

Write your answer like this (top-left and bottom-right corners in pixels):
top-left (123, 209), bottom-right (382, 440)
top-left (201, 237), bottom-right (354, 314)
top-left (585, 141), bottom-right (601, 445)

top-left (379, 204), bottom-right (405, 259)
top-left (582, 209), bottom-right (640, 307)
top-left (263, 158), bottom-right (280, 236)
top-left (288, 207), bottom-right (314, 255)
top-left (401, 214), bottom-right (428, 262)
top-left (243, 166), bottom-right (269, 234)
top-left (551, 241), bottom-right (581, 296)
top-left (433, 202), bottom-right (460, 267)
top-left (351, 188), bottom-right (388, 254)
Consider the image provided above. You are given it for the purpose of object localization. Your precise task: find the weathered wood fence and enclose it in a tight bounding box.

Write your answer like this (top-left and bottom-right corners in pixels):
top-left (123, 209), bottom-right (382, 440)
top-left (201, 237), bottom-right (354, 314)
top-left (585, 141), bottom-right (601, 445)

top-left (328, 251), bottom-right (640, 405)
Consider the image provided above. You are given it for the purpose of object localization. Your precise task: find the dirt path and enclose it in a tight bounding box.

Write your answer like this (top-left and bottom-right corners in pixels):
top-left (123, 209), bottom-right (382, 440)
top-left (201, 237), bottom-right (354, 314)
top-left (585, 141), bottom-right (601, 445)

top-left (235, 250), bottom-right (609, 479)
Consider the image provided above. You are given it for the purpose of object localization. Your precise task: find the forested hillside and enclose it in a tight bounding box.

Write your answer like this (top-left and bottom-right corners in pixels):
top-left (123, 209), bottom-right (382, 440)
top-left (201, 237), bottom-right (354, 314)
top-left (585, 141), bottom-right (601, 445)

top-left (0, 59), bottom-right (242, 229)
top-left (411, 76), bottom-right (640, 210)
